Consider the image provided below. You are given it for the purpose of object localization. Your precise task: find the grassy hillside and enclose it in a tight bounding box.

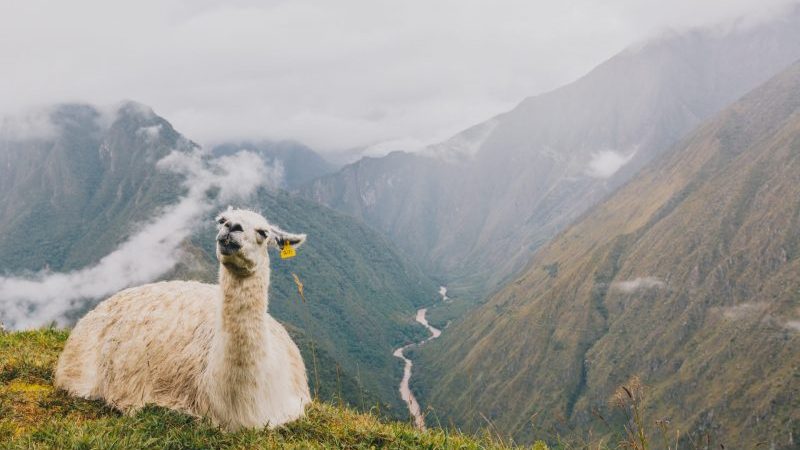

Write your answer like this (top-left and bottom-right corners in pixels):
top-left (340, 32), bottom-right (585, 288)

top-left (414, 61), bottom-right (800, 447)
top-left (0, 329), bottom-right (531, 449)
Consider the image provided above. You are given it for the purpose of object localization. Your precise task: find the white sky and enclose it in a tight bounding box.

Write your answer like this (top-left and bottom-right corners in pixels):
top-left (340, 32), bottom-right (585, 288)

top-left (1, 0), bottom-right (796, 155)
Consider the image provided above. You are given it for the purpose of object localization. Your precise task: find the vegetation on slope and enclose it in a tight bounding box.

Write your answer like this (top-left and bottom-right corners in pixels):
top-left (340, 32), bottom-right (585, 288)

top-left (415, 62), bottom-right (800, 446)
top-left (0, 329), bottom-right (532, 449)
top-left (0, 104), bottom-right (437, 417)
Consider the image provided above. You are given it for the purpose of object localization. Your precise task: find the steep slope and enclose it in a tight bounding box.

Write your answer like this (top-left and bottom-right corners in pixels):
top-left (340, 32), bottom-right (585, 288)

top-left (0, 104), bottom-right (436, 417)
top-left (303, 9), bottom-right (800, 298)
top-left (212, 140), bottom-right (336, 190)
top-left (416, 61), bottom-right (800, 447)
top-left (0, 102), bottom-right (193, 272)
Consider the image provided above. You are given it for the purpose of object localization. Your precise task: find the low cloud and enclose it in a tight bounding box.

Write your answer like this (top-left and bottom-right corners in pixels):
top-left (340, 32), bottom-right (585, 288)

top-left (611, 276), bottom-right (665, 293)
top-left (2, 1), bottom-right (796, 154)
top-left (713, 303), bottom-right (800, 333)
top-left (0, 109), bottom-right (58, 141)
top-left (137, 124), bottom-right (162, 141)
top-left (585, 150), bottom-right (636, 178)
top-left (717, 302), bottom-right (769, 321)
top-left (0, 150), bottom-right (282, 329)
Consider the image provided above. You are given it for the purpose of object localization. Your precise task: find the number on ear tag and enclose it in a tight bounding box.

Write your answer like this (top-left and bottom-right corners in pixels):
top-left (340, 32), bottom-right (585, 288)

top-left (280, 241), bottom-right (296, 259)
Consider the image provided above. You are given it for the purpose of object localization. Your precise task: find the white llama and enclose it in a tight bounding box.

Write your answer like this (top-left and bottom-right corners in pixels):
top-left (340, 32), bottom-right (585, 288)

top-left (55, 208), bottom-right (311, 430)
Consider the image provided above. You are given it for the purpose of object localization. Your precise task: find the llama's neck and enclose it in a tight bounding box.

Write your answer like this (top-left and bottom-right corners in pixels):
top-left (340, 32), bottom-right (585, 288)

top-left (204, 265), bottom-right (271, 409)
top-left (218, 265), bottom-right (270, 329)
top-left (214, 265), bottom-right (270, 364)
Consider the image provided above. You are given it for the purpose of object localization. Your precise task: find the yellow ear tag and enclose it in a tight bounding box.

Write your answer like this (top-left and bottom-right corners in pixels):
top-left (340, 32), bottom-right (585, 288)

top-left (280, 241), bottom-right (296, 259)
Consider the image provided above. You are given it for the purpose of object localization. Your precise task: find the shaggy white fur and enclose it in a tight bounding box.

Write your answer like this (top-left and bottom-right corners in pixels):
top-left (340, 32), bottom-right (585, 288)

top-left (55, 208), bottom-right (311, 430)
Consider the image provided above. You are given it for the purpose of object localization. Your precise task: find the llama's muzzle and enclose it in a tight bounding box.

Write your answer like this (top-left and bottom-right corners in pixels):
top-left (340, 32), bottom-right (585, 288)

top-left (217, 234), bottom-right (242, 255)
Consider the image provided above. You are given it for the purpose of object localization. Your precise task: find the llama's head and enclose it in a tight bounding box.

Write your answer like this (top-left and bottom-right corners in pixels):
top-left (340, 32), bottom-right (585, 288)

top-left (215, 208), bottom-right (306, 276)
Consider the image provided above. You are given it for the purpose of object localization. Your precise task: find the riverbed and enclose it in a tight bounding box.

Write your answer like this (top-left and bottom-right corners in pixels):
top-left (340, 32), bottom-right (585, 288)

top-left (392, 287), bottom-right (446, 429)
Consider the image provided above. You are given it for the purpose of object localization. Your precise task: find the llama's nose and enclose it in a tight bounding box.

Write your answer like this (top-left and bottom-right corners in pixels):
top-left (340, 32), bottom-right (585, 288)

top-left (226, 222), bottom-right (244, 233)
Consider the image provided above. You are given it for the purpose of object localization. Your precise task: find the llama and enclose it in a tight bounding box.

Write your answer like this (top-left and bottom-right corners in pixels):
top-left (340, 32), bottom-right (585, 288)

top-left (54, 208), bottom-right (311, 430)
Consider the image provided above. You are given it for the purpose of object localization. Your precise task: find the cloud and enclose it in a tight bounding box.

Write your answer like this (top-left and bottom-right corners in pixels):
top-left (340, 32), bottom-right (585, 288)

top-left (0, 150), bottom-right (282, 329)
top-left (0, 108), bottom-right (59, 140)
top-left (585, 150), bottom-right (636, 178)
top-left (137, 124), bottom-right (162, 141)
top-left (0, 0), bottom-right (796, 154)
top-left (611, 276), bottom-right (665, 293)
top-left (717, 302), bottom-right (769, 321)
top-left (712, 303), bottom-right (800, 333)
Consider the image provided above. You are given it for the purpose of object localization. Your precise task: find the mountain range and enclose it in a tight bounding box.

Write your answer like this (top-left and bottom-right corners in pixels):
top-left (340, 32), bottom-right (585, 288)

top-left (301, 9), bottom-right (800, 301)
top-left (414, 57), bottom-right (800, 448)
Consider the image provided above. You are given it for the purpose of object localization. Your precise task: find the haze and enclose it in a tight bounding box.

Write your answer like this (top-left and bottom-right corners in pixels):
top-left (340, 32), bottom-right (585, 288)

top-left (1, 0), bottom-right (796, 155)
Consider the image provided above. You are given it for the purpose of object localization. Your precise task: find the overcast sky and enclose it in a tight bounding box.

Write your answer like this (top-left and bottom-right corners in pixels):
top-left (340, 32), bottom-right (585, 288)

top-left (1, 0), bottom-right (797, 156)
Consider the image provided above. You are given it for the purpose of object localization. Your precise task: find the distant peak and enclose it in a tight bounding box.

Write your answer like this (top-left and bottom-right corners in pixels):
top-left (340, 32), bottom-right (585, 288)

top-left (115, 100), bottom-right (156, 120)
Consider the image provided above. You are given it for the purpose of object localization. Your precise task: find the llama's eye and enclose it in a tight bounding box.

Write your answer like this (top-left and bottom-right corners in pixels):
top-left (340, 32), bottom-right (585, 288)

top-left (256, 229), bottom-right (268, 239)
top-left (217, 217), bottom-right (227, 225)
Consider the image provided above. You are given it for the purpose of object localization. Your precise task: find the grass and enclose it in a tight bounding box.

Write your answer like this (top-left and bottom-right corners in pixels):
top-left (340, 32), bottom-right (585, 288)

top-left (0, 329), bottom-right (537, 449)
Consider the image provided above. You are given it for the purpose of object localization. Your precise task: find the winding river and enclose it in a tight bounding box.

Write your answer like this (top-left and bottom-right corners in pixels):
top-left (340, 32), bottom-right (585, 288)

top-left (393, 287), bottom-right (446, 429)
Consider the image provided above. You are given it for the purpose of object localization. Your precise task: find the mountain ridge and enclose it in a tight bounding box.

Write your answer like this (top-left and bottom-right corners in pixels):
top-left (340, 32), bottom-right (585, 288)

top-left (301, 8), bottom-right (800, 301)
top-left (414, 59), bottom-right (800, 447)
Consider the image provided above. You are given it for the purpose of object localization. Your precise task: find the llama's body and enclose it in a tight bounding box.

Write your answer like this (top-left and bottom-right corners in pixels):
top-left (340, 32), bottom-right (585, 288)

top-left (55, 209), bottom-right (311, 430)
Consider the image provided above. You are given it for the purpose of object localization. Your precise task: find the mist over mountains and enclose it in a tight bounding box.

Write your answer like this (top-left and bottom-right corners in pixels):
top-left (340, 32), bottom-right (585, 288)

top-left (416, 58), bottom-right (800, 445)
top-left (302, 9), bottom-right (800, 298)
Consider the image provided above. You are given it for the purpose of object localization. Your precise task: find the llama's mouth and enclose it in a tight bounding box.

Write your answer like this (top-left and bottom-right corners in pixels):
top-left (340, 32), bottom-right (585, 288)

top-left (217, 239), bottom-right (242, 256)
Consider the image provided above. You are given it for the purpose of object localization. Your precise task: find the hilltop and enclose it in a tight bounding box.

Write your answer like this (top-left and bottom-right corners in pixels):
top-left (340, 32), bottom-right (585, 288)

top-left (0, 329), bottom-right (536, 449)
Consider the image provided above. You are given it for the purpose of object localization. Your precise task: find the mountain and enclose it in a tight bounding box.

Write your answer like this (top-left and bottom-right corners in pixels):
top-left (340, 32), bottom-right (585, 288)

top-left (414, 60), bottom-right (800, 447)
top-left (301, 9), bottom-right (800, 299)
top-left (0, 102), bottom-right (193, 272)
top-left (0, 103), bottom-right (436, 416)
top-left (212, 140), bottom-right (336, 190)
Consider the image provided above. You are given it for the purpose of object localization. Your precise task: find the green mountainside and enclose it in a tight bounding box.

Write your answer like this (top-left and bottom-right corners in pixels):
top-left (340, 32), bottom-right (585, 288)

top-left (414, 61), bottom-right (800, 447)
top-left (0, 104), bottom-right (436, 417)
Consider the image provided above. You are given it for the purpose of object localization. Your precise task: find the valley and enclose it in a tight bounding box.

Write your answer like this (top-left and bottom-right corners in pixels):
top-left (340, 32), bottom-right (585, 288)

top-left (393, 288), bottom-right (446, 429)
top-left (415, 59), bottom-right (800, 446)
top-left (3, 4), bottom-right (800, 447)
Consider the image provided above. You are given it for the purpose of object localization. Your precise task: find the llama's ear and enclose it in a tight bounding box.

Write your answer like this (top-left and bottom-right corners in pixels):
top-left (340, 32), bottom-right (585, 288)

top-left (268, 225), bottom-right (307, 249)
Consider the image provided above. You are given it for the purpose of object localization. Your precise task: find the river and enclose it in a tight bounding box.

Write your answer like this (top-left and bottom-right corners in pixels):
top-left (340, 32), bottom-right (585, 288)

top-left (392, 286), bottom-right (446, 429)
